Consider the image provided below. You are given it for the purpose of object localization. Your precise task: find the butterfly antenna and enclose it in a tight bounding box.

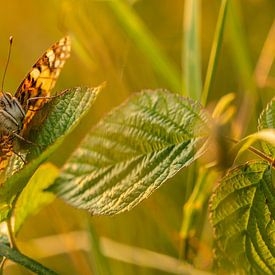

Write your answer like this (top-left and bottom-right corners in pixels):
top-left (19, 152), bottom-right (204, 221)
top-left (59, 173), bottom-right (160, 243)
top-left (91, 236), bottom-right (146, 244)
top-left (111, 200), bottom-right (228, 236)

top-left (1, 36), bottom-right (13, 92)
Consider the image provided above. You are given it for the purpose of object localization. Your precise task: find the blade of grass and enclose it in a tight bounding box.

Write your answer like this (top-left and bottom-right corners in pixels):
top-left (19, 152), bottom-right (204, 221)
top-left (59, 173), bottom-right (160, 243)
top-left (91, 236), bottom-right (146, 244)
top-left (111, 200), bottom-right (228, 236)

top-left (100, 237), bottom-right (212, 275)
top-left (227, 0), bottom-right (259, 138)
top-left (86, 221), bottom-right (111, 275)
top-left (183, 0), bottom-right (202, 100)
top-left (227, 1), bottom-right (256, 95)
top-left (182, 1), bottom-right (202, 250)
top-left (201, 0), bottom-right (228, 106)
top-left (254, 19), bottom-right (275, 89)
top-left (10, 232), bottom-right (212, 275)
top-left (106, 0), bottom-right (182, 93)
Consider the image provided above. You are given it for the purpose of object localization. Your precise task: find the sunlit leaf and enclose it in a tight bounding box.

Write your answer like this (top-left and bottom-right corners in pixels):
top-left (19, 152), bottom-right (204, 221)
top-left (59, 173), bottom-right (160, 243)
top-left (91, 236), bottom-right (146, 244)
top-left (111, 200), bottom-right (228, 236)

top-left (231, 129), bottom-right (275, 163)
top-left (50, 89), bottom-right (209, 215)
top-left (258, 98), bottom-right (275, 158)
top-left (210, 161), bottom-right (275, 274)
top-left (0, 86), bottom-right (102, 222)
top-left (13, 163), bottom-right (59, 234)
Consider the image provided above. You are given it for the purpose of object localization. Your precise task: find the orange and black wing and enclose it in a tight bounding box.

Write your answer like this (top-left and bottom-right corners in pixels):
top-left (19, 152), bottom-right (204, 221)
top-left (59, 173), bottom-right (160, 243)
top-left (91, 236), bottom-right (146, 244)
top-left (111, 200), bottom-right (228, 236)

top-left (0, 36), bottom-right (71, 172)
top-left (15, 36), bottom-right (71, 130)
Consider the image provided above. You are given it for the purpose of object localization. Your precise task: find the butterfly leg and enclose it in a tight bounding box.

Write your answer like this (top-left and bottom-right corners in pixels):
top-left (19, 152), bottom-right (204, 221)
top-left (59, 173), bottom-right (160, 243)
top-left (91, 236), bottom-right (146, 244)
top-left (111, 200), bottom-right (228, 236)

top-left (1, 136), bottom-right (27, 165)
top-left (11, 149), bottom-right (27, 165)
top-left (12, 132), bottom-right (42, 152)
top-left (26, 89), bottom-right (69, 112)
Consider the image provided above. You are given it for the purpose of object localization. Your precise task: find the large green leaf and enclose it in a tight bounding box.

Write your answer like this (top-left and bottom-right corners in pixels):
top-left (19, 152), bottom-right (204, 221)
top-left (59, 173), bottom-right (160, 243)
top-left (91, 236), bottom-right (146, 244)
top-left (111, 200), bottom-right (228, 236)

top-left (0, 86), bottom-right (102, 222)
top-left (49, 89), bottom-right (209, 215)
top-left (210, 161), bottom-right (275, 274)
top-left (258, 98), bottom-right (275, 158)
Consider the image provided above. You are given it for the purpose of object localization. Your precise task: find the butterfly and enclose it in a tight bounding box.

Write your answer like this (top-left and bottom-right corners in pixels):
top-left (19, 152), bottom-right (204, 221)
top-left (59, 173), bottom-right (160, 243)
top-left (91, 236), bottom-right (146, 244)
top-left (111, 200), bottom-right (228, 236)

top-left (0, 36), bottom-right (71, 172)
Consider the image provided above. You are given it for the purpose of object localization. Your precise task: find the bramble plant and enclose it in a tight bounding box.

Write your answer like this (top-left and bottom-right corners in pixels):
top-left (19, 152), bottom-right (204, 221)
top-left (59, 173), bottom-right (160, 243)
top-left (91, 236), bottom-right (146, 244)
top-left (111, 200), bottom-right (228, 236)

top-left (0, 1), bottom-right (274, 274)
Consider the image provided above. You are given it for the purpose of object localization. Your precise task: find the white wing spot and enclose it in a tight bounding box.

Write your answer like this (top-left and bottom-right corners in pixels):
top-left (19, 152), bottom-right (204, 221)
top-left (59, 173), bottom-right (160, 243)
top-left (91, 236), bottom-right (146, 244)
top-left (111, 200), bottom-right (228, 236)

top-left (54, 60), bottom-right (61, 68)
top-left (46, 50), bottom-right (55, 64)
top-left (30, 68), bottom-right (40, 79)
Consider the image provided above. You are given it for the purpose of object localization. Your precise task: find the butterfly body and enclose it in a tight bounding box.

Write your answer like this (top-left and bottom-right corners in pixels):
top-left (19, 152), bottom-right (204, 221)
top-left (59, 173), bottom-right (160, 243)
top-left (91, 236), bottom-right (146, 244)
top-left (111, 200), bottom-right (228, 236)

top-left (0, 92), bottom-right (25, 134)
top-left (0, 36), bottom-right (71, 172)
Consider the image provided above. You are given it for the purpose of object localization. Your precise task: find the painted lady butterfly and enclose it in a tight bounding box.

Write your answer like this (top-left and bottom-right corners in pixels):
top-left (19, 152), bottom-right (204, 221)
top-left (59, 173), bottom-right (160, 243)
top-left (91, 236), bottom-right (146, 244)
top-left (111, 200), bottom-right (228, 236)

top-left (0, 36), bottom-right (71, 171)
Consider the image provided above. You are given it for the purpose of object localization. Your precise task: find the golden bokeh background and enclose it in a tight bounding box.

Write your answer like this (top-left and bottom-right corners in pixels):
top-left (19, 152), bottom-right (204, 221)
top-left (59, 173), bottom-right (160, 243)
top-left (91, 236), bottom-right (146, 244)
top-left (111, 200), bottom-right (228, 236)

top-left (0, 0), bottom-right (274, 274)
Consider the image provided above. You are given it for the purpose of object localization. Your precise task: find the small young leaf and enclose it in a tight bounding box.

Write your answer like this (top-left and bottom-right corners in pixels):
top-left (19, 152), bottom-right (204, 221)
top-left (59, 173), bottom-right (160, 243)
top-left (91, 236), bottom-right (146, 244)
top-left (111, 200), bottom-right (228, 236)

top-left (49, 89), bottom-right (209, 215)
top-left (0, 86), bottom-right (102, 222)
top-left (210, 161), bottom-right (275, 274)
top-left (13, 163), bottom-right (59, 234)
top-left (258, 98), bottom-right (275, 157)
top-left (231, 129), bottom-right (275, 163)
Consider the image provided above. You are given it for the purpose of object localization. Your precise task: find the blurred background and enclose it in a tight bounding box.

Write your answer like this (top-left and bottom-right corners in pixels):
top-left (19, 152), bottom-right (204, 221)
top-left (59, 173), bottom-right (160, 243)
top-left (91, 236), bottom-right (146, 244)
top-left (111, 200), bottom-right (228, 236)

top-left (0, 0), bottom-right (274, 274)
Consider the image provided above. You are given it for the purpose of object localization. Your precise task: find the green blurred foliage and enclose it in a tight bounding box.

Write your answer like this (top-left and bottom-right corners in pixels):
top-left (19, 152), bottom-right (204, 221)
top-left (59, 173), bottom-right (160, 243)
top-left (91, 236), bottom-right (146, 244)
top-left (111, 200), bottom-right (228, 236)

top-left (0, 0), bottom-right (274, 274)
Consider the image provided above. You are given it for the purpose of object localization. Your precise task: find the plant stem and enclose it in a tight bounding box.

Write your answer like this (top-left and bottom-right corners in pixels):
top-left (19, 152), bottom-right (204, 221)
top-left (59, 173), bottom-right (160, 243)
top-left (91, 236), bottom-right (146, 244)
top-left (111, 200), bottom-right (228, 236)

top-left (0, 243), bottom-right (57, 275)
top-left (0, 258), bottom-right (7, 274)
top-left (0, 218), bottom-right (17, 273)
top-left (180, 167), bottom-right (217, 260)
top-left (6, 219), bottom-right (17, 250)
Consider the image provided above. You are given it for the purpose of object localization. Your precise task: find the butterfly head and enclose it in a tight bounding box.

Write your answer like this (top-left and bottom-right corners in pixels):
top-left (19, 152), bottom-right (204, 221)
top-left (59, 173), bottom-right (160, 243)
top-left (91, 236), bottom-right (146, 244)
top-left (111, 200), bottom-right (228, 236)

top-left (0, 92), bottom-right (26, 133)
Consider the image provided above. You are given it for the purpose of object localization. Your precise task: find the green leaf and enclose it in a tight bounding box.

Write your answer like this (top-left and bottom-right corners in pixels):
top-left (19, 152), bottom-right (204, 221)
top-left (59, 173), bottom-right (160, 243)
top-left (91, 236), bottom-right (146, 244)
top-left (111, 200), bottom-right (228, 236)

top-left (231, 129), bottom-right (275, 163)
top-left (49, 89), bottom-right (209, 215)
top-left (13, 163), bottom-right (59, 234)
top-left (210, 161), bottom-right (275, 274)
top-left (258, 98), bottom-right (275, 158)
top-left (0, 86), bottom-right (102, 222)
top-left (183, 0), bottom-right (202, 100)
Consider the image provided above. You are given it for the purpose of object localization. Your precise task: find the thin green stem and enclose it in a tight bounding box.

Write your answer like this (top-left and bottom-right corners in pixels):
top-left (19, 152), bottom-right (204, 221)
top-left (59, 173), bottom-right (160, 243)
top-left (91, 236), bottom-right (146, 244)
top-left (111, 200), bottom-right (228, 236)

top-left (0, 257), bottom-right (7, 274)
top-left (6, 219), bottom-right (17, 250)
top-left (180, 167), bottom-right (217, 260)
top-left (201, 0), bottom-right (228, 106)
top-left (0, 218), bottom-right (17, 274)
top-left (0, 243), bottom-right (57, 275)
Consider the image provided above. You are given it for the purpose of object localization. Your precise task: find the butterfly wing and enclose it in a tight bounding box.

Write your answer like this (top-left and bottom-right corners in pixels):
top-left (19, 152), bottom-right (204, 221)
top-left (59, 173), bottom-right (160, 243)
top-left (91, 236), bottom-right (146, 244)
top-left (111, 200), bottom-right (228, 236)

top-left (15, 36), bottom-right (71, 130)
top-left (0, 36), bottom-right (71, 172)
